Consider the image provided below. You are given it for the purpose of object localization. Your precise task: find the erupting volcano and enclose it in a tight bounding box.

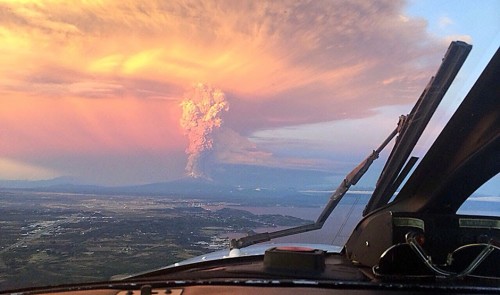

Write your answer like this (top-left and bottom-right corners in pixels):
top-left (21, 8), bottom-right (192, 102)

top-left (180, 83), bottom-right (229, 179)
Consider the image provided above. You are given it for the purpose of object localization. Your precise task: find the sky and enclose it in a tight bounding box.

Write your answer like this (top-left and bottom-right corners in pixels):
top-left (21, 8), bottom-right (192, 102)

top-left (0, 0), bottom-right (499, 190)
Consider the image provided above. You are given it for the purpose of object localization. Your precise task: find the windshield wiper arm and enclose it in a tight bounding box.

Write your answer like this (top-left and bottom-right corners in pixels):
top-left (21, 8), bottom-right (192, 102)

top-left (230, 119), bottom-right (403, 250)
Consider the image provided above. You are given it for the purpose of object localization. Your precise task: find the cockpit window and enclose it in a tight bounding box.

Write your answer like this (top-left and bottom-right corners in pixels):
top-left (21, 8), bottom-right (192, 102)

top-left (0, 0), bottom-right (498, 292)
top-left (457, 174), bottom-right (500, 217)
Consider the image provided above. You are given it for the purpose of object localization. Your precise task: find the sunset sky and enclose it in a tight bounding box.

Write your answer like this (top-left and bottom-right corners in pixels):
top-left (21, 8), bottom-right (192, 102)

top-left (0, 0), bottom-right (498, 189)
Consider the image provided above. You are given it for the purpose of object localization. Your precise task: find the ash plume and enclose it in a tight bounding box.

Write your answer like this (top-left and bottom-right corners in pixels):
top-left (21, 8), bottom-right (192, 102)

top-left (180, 83), bottom-right (229, 179)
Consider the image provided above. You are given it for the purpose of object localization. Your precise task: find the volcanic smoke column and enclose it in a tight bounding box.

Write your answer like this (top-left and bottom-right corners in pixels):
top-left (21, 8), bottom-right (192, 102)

top-left (180, 83), bottom-right (229, 178)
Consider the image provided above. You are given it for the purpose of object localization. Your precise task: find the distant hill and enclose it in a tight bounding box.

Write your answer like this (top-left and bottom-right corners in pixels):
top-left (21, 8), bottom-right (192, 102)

top-left (0, 176), bottom-right (79, 189)
top-left (1, 164), bottom-right (340, 191)
top-left (0, 164), bottom-right (351, 207)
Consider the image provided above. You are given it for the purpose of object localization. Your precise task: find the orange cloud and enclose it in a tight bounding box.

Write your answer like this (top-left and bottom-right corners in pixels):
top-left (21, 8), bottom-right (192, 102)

top-left (0, 0), bottom-right (448, 182)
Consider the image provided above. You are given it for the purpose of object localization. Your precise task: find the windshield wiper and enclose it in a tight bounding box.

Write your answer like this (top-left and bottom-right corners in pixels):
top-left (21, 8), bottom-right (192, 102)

top-left (230, 117), bottom-right (404, 250)
top-left (230, 41), bottom-right (472, 251)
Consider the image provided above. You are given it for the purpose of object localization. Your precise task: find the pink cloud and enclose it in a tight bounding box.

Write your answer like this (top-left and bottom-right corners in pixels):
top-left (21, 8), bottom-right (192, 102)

top-left (0, 0), bottom-right (451, 182)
